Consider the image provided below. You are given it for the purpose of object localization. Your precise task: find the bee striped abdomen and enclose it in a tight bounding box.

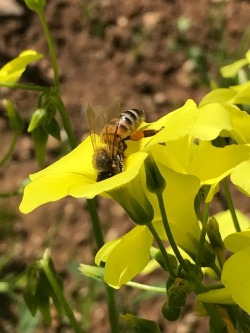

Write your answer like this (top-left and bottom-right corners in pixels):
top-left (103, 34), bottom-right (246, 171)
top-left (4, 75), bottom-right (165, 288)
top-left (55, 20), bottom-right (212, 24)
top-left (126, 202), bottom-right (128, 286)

top-left (119, 109), bottom-right (145, 132)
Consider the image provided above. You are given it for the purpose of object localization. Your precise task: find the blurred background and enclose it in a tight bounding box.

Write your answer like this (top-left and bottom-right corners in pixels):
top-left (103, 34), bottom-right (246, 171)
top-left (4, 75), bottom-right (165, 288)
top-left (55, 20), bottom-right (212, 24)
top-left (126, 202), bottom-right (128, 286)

top-left (0, 0), bottom-right (250, 332)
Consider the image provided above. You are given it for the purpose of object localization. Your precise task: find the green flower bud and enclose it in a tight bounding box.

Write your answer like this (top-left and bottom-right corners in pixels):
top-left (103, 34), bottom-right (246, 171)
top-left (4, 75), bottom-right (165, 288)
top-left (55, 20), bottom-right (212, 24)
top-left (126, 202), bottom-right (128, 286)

top-left (144, 154), bottom-right (166, 195)
top-left (28, 108), bottom-right (46, 132)
top-left (151, 248), bottom-right (178, 272)
top-left (113, 187), bottom-right (154, 225)
top-left (167, 277), bottom-right (189, 308)
top-left (207, 217), bottom-right (225, 264)
top-left (108, 175), bottom-right (155, 225)
top-left (3, 99), bottom-right (24, 134)
top-left (24, 0), bottom-right (46, 11)
top-left (162, 302), bottom-right (181, 321)
top-left (79, 264), bottom-right (104, 280)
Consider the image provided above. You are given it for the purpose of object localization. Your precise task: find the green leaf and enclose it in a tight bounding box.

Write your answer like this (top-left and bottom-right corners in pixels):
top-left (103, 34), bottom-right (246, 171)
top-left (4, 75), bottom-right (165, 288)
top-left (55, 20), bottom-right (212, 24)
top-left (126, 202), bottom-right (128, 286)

top-left (32, 126), bottom-right (48, 167)
top-left (23, 288), bottom-right (38, 317)
top-left (0, 50), bottom-right (43, 83)
top-left (28, 108), bottom-right (46, 132)
top-left (48, 117), bottom-right (61, 140)
top-left (121, 313), bottom-right (162, 333)
top-left (17, 300), bottom-right (39, 333)
top-left (36, 273), bottom-right (54, 325)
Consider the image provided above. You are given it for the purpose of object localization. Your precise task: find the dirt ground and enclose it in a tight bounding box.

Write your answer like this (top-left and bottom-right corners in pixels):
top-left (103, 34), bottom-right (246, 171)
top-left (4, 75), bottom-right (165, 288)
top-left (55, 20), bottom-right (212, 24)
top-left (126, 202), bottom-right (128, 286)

top-left (1, 0), bottom-right (250, 332)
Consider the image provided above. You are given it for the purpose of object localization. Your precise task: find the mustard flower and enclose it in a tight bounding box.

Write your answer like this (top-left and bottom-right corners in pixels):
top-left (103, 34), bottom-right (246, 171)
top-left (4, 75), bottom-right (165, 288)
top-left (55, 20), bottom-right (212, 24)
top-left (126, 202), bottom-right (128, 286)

top-left (198, 230), bottom-right (250, 315)
top-left (19, 99), bottom-right (238, 213)
top-left (19, 99), bottom-right (250, 289)
top-left (96, 163), bottom-right (201, 288)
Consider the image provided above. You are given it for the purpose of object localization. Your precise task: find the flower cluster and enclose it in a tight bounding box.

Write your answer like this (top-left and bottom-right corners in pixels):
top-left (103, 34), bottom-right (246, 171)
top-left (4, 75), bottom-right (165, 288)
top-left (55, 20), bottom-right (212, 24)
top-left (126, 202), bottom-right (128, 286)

top-left (17, 50), bottom-right (250, 317)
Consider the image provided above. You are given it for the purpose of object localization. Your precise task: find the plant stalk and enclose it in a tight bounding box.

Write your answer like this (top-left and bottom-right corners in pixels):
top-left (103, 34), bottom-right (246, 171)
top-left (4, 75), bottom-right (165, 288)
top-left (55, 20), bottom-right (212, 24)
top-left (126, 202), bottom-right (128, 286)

top-left (87, 198), bottom-right (119, 333)
top-left (156, 193), bottom-right (190, 274)
top-left (223, 178), bottom-right (241, 232)
top-left (42, 251), bottom-right (82, 333)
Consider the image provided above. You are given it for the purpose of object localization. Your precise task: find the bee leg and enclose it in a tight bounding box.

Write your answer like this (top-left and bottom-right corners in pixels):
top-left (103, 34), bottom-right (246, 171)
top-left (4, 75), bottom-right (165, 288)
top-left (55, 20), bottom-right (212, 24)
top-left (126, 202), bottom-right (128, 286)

top-left (122, 126), bottom-right (164, 142)
top-left (115, 152), bottom-right (124, 172)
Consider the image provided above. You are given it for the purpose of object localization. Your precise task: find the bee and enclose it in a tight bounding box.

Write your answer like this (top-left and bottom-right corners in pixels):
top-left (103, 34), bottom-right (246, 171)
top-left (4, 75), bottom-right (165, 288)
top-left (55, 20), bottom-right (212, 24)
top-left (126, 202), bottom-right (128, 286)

top-left (87, 101), bottom-right (162, 182)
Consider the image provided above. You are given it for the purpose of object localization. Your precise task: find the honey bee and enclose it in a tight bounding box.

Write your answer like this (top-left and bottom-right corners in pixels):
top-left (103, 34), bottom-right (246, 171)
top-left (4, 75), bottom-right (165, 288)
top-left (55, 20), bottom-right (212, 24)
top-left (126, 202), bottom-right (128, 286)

top-left (87, 101), bottom-right (162, 182)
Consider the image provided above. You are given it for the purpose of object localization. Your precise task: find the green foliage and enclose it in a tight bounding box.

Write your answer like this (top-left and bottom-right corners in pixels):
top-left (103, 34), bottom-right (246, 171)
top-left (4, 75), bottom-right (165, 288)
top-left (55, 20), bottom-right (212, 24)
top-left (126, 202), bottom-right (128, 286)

top-left (121, 313), bottom-right (162, 333)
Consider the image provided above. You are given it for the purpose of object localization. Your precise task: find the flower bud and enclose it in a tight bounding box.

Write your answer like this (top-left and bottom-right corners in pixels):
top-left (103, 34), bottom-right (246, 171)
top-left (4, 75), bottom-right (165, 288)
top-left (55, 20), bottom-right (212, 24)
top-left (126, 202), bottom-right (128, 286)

top-left (167, 277), bottom-right (189, 308)
top-left (162, 302), bottom-right (181, 321)
top-left (3, 99), bottom-right (24, 134)
top-left (110, 186), bottom-right (154, 225)
top-left (79, 264), bottom-right (104, 280)
top-left (24, 0), bottom-right (46, 11)
top-left (207, 217), bottom-right (225, 264)
top-left (28, 108), bottom-right (46, 132)
top-left (144, 154), bottom-right (166, 195)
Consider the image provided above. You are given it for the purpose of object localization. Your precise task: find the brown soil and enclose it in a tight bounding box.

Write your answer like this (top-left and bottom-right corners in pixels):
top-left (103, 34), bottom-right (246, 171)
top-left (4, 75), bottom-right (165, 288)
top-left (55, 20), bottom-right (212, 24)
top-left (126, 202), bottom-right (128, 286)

top-left (1, 0), bottom-right (250, 332)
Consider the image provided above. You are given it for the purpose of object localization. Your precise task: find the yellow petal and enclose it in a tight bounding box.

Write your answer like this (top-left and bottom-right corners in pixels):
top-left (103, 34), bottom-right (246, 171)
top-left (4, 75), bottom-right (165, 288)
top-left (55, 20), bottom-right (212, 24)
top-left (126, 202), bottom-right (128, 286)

top-left (0, 50), bottom-right (43, 83)
top-left (152, 145), bottom-right (201, 254)
top-left (191, 103), bottom-right (232, 140)
top-left (224, 230), bottom-right (250, 253)
top-left (19, 136), bottom-right (148, 213)
top-left (197, 288), bottom-right (235, 305)
top-left (99, 226), bottom-right (153, 288)
top-left (222, 246), bottom-right (250, 314)
top-left (214, 210), bottom-right (250, 241)
top-left (199, 88), bottom-right (236, 106)
top-left (188, 142), bottom-right (250, 185)
top-left (231, 159), bottom-right (250, 196)
top-left (220, 58), bottom-right (248, 78)
top-left (140, 99), bottom-right (199, 150)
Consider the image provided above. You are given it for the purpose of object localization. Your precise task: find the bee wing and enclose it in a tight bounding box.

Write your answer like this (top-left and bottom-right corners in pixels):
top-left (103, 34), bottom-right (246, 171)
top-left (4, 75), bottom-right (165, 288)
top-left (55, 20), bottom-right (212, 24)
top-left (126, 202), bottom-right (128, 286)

top-left (102, 98), bottom-right (121, 154)
top-left (104, 98), bottom-right (121, 123)
top-left (87, 103), bottom-right (104, 150)
top-left (87, 99), bottom-right (121, 150)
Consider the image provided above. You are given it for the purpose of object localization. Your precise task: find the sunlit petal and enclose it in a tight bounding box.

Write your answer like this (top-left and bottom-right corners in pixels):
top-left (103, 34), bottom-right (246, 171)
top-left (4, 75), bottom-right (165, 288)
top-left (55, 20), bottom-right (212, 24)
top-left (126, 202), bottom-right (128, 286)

top-left (231, 159), bottom-right (250, 196)
top-left (0, 50), bottom-right (43, 83)
top-left (222, 246), bottom-right (250, 314)
top-left (19, 136), bottom-right (148, 213)
top-left (224, 230), bottom-right (250, 253)
top-left (96, 226), bottom-right (153, 288)
top-left (214, 210), bottom-right (250, 241)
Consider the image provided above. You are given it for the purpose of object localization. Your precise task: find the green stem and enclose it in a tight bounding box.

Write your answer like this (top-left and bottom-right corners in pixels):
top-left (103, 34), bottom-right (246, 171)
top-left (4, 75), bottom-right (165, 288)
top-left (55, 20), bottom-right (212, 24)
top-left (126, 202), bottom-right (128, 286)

top-left (87, 198), bottom-right (119, 333)
top-left (156, 193), bottom-right (190, 274)
top-left (147, 222), bottom-right (177, 279)
top-left (126, 281), bottom-right (166, 293)
top-left (37, 10), bottom-right (60, 89)
top-left (0, 132), bottom-right (19, 167)
top-left (203, 303), bottom-right (227, 332)
top-left (55, 97), bottom-right (78, 149)
top-left (86, 198), bottom-right (104, 248)
top-left (195, 202), bottom-right (209, 269)
top-left (41, 250), bottom-right (82, 333)
top-left (0, 188), bottom-right (21, 198)
top-left (0, 82), bottom-right (49, 92)
top-left (223, 178), bottom-right (241, 232)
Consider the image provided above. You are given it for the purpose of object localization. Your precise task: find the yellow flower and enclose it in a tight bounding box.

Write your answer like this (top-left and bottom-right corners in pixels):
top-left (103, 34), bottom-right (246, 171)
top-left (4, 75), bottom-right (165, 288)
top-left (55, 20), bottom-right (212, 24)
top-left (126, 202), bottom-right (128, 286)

top-left (0, 50), bottom-right (43, 83)
top-left (20, 99), bottom-right (239, 213)
top-left (198, 230), bottom-right (250, 315)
